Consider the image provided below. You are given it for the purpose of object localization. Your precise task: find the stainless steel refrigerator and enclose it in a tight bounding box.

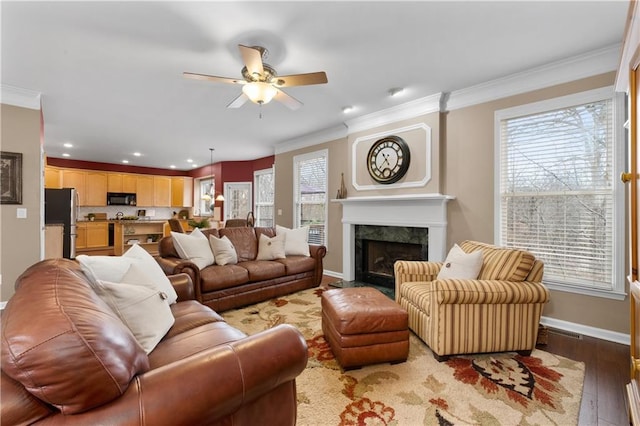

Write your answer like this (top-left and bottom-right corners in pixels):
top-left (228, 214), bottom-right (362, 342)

top-left (45, 188), bottom-right (78, 259)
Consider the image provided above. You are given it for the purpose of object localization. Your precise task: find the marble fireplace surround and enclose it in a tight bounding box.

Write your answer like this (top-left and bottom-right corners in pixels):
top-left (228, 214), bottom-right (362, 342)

top-left (335, 194), bottom-right (455, 281)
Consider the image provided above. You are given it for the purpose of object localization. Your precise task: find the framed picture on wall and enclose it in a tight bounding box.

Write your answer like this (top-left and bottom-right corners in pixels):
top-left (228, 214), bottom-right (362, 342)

top-left (0, 151), bottom-right (23, 204)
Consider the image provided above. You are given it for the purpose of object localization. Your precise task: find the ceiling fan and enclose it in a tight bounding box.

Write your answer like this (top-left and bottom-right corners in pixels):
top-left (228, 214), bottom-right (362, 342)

top-left (184, 44), bottom-right (328, 110)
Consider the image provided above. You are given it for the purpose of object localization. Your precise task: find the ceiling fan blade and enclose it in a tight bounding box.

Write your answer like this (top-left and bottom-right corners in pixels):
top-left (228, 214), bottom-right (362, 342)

top-left (238, 44), bottom-right (264, 78)
top-left (227, 93), bottom-right (249, 109)
top-left (274, 89), bottom-right (303, 110)
top-left (274, 72), bottom-right (328, 87)
top-left (183, 72), bottom-right (244, 85)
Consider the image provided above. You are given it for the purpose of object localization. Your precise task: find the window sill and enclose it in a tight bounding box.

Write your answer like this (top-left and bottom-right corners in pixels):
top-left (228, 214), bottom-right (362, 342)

top-left (544, 280), bottom-right (627, 301)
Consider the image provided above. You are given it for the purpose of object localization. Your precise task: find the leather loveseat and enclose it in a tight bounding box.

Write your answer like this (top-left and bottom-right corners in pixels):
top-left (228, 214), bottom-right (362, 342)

top-left (1, 258), bottom-right (308, 425)
top-left (156, 226), bottom-right (327, 312)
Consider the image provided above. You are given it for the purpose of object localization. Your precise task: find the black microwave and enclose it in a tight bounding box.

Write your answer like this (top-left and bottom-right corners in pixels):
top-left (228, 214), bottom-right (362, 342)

top-left (107, 192), bottom-right (137, 206)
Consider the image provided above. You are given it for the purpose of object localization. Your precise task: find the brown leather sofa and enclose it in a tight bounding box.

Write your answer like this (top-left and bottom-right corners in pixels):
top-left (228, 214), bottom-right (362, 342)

top-left (1, 258), bottom-right (308, 425)
top-left (156, 226), bottom-right (327, 312)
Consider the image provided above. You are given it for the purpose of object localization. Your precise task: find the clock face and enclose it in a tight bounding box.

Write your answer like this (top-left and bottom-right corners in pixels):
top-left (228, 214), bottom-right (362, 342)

top-left (366, 136), bottom-right (411, 184)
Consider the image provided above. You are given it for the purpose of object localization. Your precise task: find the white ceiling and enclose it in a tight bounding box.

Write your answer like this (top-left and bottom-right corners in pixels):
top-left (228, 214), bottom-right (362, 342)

top-left (1, 1), bottom-right (629, 170)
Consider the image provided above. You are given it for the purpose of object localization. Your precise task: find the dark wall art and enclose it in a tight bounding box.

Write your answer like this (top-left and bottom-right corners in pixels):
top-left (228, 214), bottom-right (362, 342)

top-left (1, 151), bottom-right (23, 204)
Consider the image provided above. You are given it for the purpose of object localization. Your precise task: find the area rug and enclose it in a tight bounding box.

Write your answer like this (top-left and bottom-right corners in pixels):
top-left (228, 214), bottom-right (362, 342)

top-left (222, 288), bottom-right (585, 426)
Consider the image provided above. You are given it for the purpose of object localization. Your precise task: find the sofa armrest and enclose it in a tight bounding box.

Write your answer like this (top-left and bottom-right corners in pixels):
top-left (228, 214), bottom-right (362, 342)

top-left (432, 279), bottom-right (550, 305)
top-left (155, 256), bottom-right (202, 301)
top-left (167, 273), bottom-right (195, 301)
top-left (43, 324), bottom-right (308, 425)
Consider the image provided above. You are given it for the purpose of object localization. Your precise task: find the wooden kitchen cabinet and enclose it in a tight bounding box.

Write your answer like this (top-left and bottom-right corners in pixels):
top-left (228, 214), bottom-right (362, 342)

top-left (61, 170), bottom-right (86, 205)
top-left (154, 176), bottom-right (172, 207)
top-left (114, 221), bottom-right (167, 256)
top-left (85, 172), bottom-right (107, 206)
top-left (107, 173), bottom-right (123, 192)
top-left (76, 223), bottom-right (87, 249)
top-left (44, 166), bottom-right (62, 189)
top-left (123, 174), bottom-right (137, 193)
top-left (85, 222), bottom-right (109, 247)
top-left (171, 176), bottom-right (193, 207)
top-left (136, 176), bottom-right (154, 206)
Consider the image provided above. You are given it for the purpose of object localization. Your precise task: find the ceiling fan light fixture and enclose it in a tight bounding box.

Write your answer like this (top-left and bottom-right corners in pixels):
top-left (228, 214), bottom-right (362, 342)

top-left (242, 82), bottom-right (278, 104)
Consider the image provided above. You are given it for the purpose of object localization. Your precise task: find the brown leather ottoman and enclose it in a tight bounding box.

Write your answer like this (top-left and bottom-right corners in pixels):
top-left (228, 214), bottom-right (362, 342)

top-left (321, 287), bottom-right (409, 369)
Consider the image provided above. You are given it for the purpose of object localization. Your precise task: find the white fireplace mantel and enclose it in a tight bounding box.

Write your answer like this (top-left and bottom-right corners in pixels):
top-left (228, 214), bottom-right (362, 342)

top-left (333, 194), bottom-right (455, 281)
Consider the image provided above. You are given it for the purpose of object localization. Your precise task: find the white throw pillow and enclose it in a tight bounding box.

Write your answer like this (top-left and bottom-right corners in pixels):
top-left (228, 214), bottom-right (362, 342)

top-left (256, 233), bottom-right (286, 261)
top-left (77, 246), bottom-right (178, 304)
top-left (170, 229), bottom-right (215, 270)
top-left (275, 225), bottom-right (310, 256)
top-left (95, 264), bottom-right (174, 354)
top-left (437, 244), bottom-right (483, 280)
top-left (209, 235), bottom-right (238, 266)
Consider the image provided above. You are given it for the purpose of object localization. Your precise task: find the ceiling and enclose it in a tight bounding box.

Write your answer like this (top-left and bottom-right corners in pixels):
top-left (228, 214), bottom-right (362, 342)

top-left (1, 1), bottom-right (629, 170)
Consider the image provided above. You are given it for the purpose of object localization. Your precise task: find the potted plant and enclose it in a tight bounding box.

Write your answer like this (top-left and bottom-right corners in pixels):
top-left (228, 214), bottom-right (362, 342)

top-left (188, 218), bottom-right (210, 229)
top-left (87, 213), bottom-right (96, 222)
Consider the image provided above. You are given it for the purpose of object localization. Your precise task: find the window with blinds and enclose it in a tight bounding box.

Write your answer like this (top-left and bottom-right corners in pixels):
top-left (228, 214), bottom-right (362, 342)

top-left (293, 150), bottom-right (328, 246)
top-left (254, 168), bottom-right (274, 227)
top-left (496, 88), bottom-right (624, 297)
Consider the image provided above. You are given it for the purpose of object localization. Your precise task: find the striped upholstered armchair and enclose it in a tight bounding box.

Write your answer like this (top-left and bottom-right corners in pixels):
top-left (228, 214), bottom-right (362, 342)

top-left (394, 240), bottom-right (549, 361)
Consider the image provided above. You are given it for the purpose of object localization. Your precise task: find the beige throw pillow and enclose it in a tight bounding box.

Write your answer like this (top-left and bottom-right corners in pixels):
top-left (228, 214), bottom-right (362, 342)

top-left (437, 244), bottom-right (483, 280)
top-left (95, 264), bottom-right (174, 354)
top-left (256, 233), bottom-right (286, 260)
top-left (171, 228), bottom-right (215, 269)
top-left (275, 225), bottom-right (310, 256)
top-left (209, 235), bottom-right (238, 265)
top-left (77, 244), bottom-right (178, 304)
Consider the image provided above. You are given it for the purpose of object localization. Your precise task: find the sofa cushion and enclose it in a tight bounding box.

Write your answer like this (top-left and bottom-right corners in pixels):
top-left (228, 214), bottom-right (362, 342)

top-left (459, 240), bottom-right (536, 282)
top-left (171, 228), bottom-right (215, 269)
top-left (1, 259), bottom-right (149, 415)
top-left (209, 235), bottom-right (238, 265)
top-left (256, 233), bottom-right (286, 260)
top-left (276, 256), bottom-right (316, 275)
top-left (77, 244), bottom-right (178, 304)
top-left (276, 225), bottom-right (310, 256)
top-left (200, 264), bottom-right (250, 292)
top-left (437, 244), bottom-right (483, 280)
top-left (219, 227), bottom-right (258, 261)
top-left (166, 300), bottom-right (225, 339)
top-left (239, 260), bottom-right (287, 282)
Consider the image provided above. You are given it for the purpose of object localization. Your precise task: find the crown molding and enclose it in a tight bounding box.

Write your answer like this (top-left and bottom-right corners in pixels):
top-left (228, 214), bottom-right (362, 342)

top-left (345, 92), bottom-right (443, 135)
top-left (1, 85), bottom-right (41, 110)
top-left (274, 124), bottom-right (347, 155)
top-left (445, 44), bottom-right (621, 111)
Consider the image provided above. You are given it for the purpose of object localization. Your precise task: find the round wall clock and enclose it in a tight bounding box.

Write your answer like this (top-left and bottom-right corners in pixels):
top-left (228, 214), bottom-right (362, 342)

top-left (366, 135), bottom-right (411, 184)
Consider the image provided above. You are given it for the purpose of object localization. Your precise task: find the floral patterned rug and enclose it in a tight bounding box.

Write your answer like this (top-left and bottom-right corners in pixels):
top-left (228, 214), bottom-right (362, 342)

top-left (222, 287), bottom-right (584, 426)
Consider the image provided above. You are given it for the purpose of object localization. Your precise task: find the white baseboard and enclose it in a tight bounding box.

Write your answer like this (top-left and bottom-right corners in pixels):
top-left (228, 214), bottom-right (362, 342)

top-left (541, 316), bottom-right (630, 346)
top-left (322, 270), bottom-right (343, 279)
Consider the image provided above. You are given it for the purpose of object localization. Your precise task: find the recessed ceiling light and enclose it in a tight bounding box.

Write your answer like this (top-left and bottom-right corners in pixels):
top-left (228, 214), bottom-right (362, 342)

top-left (187, 159), bottom-right (193, 163)
top-left (170, 165), bottom-right (176, 169)
top-left (62, 153), bottom-right (70, 157)
top-left (389, 87), bottom-right (405, 97)
top-left (133, 152), bottom-right (141, 157)
top-left (191, 164), bottom-right (198, 168)
top-left (122, 160), bottom-right (129, 164)
top-left (63, 143), bottom-right (73, 148)
top-left (342, 106), bottom-right (354, 113)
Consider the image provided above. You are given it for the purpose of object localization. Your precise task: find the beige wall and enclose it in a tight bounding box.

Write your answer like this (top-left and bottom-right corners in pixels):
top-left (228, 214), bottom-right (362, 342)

top-left (275, 70), bottom-right (629, 334)
top-left (444, 71), bottom-right (628, 334)
top-left (1, 104), bottom-right (42, 302)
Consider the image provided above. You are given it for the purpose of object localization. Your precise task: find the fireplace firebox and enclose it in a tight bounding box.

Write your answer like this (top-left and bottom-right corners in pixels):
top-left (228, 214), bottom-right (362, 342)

top-left (355, 225), bottom-right (428, 288)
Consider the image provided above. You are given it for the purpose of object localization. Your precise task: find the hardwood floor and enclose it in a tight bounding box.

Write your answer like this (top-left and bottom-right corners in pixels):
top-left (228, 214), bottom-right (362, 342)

top-left (319, 276), bottom-right (631, 425)
top-left (541, 330), bottom-right (630, 426)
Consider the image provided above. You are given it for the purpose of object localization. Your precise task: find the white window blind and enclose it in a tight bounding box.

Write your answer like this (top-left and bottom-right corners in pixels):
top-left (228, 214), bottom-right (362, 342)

top-left (294, 150), bottom-right (328, 246)
top-left (254, 168), bottom-right (274, 227)
top-left (497, 90), bottom-right (622, 295)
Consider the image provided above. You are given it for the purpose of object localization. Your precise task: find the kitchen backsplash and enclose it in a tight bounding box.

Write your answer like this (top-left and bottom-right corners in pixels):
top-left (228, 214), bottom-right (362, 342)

top-left (78, 206), bottom-right (183, 220)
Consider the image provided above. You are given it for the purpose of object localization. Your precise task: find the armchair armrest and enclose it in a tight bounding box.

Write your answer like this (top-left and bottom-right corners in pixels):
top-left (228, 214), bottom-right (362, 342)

top-left (433, 279), bottom-right (550, 305)
top-left (48, 324), bottom-right (308, 425)
top-left (167, 273), bottom-right (195, 301)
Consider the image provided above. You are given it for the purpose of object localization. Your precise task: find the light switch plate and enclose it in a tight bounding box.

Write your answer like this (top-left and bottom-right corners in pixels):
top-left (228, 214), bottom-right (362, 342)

top-left (16, 208), bottom-right (27, 218)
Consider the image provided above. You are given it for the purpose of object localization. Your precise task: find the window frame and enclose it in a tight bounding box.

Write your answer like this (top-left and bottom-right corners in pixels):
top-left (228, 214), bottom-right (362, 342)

top-left (193, 176), bottom-right (215, 217)
top-left (254, 167), bottom-right (274, 228)
top-left (494, 86), bottom-right (626, 300)
top-left (293, 149), bottom-right (328, 247)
